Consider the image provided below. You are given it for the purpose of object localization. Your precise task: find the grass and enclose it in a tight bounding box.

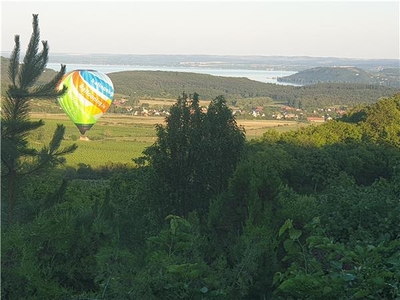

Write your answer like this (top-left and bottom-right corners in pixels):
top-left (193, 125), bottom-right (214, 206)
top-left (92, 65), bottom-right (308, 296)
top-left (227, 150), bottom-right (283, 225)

top-left (30, 113), bottom-right (307, 168)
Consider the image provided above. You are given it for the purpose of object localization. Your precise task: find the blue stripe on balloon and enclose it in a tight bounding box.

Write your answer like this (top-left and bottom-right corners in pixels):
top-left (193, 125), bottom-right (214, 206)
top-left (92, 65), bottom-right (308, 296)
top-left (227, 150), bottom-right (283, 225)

top-left (79, 70), bottom-right (114, 99)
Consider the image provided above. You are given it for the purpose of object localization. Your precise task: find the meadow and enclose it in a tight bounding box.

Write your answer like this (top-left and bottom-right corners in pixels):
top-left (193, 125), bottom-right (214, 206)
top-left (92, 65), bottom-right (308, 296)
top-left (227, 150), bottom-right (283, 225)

top-left (30, 113), bottom-right (306, 167)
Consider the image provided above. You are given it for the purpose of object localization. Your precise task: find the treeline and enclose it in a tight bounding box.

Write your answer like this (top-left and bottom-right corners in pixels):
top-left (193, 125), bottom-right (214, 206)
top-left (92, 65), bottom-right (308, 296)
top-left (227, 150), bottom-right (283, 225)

top-left (284, 82), bottom-right (399, 109)
top-left (2, 93), bottom-right (400, 299)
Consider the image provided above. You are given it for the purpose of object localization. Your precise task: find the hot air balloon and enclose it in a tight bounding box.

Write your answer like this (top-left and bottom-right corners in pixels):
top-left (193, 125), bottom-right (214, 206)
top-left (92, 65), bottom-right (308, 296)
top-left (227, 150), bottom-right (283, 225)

top-left (57, 69), bottom-right (114, 137)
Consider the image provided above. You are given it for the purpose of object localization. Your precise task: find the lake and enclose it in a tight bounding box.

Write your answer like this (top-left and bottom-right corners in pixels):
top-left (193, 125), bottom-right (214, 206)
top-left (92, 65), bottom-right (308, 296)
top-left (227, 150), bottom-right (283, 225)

top-left (46, 63), bottom-right (299, 85)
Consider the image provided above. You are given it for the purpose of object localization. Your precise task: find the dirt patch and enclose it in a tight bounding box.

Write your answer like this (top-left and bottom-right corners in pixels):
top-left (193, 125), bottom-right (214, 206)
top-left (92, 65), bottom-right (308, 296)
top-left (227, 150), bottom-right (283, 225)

top-left (238, 119), bottom-right (297, 130)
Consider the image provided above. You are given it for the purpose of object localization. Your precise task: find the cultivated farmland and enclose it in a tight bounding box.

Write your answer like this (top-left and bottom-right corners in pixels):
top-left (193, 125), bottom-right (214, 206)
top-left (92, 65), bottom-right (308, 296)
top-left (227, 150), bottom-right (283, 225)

top-left (30, 113), bottom-right (305, 167)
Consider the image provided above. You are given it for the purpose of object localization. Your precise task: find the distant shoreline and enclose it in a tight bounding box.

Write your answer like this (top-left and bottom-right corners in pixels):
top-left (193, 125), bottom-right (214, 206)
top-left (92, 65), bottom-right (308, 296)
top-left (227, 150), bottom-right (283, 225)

top-left (46, 63), bottom-right (300, 86)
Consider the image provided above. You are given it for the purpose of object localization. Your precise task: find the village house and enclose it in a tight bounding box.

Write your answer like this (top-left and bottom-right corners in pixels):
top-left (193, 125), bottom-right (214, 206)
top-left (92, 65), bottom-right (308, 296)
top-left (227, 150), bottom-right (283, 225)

top-left (272, 112), bottom-right (284, 120)
top-left (285, 113), bottom-right (298, 120)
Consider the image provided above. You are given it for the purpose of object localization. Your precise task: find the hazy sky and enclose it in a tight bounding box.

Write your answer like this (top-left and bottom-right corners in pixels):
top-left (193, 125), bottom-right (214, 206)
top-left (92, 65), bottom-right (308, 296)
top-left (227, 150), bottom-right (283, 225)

top-left (1, 1), bottom-right (399, 59)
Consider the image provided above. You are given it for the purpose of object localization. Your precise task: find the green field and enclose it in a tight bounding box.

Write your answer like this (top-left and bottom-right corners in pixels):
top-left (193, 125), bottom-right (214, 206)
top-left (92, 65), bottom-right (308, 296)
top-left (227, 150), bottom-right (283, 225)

top-left (30, 113), bottom-right (306, 168)
top-left (30, 114), bottom-right (158, 168)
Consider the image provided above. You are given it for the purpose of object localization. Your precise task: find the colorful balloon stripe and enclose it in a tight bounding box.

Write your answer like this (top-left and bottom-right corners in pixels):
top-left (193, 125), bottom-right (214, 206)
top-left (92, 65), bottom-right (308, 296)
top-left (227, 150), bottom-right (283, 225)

top-left (81, 71), bottom-right (113, 99)
top-left (72, 72), bottom-right (110, 113)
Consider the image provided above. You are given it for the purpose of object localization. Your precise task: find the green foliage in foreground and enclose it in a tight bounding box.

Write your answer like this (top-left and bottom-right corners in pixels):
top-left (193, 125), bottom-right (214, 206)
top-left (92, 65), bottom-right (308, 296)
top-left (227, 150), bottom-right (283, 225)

top-left (275, 216), bottom-right (400, 299)
top-left (2, 93), bottom-right (400, 299)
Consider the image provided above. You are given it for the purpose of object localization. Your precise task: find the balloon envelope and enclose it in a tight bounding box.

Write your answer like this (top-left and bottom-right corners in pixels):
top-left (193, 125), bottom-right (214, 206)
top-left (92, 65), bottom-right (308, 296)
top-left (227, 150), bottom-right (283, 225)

top-left (57, 70), bottom-right (114, 135)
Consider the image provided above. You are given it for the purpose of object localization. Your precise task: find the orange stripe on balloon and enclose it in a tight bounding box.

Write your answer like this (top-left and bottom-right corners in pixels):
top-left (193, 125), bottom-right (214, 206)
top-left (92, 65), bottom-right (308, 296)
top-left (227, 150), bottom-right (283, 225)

top-left (72, 72), bottom-right (110, 113)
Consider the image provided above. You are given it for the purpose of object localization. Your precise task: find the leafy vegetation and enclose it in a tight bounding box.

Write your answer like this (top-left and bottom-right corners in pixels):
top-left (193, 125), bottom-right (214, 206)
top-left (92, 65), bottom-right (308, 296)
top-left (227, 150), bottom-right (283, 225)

top-left (3, 92), bottom-right (400, 299)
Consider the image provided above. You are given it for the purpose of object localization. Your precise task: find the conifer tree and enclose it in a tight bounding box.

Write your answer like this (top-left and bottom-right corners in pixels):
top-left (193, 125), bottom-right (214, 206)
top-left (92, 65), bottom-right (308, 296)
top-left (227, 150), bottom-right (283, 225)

top-left (1, 14), bottom-right (77, 224)
top-left (141, 93), bottom-right (245, 217)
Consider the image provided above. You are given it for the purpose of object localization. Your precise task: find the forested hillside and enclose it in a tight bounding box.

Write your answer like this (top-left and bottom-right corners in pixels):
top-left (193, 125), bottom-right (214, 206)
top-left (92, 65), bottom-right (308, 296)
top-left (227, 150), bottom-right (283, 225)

top-left (108, 70), bottom-right (399, 109)
top-left (278, 66), bottom-right (371, 84)
top-left (108, 70), bottom-right (270, 100)
top-left (278, 66), bottom-right (400, 87)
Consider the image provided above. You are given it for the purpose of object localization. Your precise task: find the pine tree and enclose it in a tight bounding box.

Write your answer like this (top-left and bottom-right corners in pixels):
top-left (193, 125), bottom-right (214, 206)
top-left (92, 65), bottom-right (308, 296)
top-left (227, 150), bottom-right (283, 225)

top-left (1, 14), bottom-right (77, 224)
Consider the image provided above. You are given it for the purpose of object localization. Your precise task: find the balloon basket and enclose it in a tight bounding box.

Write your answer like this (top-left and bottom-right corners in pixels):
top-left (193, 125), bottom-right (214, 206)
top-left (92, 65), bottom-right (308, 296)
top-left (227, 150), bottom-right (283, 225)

top-left (79, 135), bottom-right (90, 141)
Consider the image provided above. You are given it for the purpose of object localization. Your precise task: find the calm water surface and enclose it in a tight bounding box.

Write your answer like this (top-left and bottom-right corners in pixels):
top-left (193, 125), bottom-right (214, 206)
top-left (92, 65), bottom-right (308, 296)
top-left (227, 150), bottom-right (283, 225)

top-left (47, 63), bottom-right (299, 85)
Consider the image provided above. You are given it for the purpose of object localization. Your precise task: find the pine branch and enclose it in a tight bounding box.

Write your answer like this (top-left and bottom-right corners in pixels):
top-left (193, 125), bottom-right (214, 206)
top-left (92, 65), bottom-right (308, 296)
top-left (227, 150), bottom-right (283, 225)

top-left (19, 41), bottom-right (49, 90)
top-left (1, 119), bottom-right (44, 139)
top-left (19, 14), bottom-right (47, 90)
top-left (41, 124), bottom-right (77, 160)
top-left (1, 117), bottom-right (43, 175)
top-left (30, 64), bottom-right (67, 98)
top-left (48, 123), bottom-right (65, 153)
top-left (23, 14), bottom-right (40, 64)
top-left (8, 35), bottom-right (20, 87)
top-left (23, 124), bottom-right (78, 175)
top-left (2, 92), bottom-right (29, 122)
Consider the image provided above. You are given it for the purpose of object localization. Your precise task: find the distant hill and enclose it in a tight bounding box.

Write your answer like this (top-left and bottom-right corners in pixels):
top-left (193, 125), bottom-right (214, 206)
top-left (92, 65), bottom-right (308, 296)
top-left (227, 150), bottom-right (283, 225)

top-left (107, 70), bottom-right (274, 100)
top-left (278, 66), bottom-right (400, 87)
top-left (107, 70), bottom-right (399, 109)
